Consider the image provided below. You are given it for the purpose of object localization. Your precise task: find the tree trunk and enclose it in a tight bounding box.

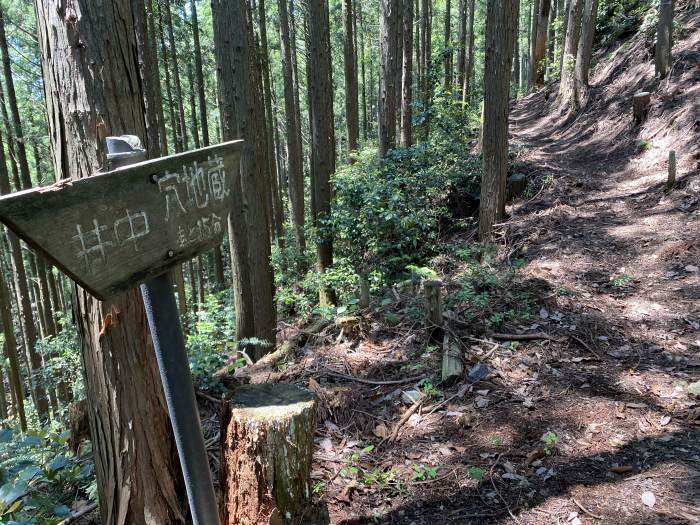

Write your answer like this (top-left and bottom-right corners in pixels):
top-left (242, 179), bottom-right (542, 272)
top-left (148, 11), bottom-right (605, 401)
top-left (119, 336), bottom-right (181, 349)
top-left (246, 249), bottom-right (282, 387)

top-left (533, 0), bottom-right (552, 86)
top-left (463, 0), bottom-right (475, 106)
top-left (187, 64), bottom-right (201, 149)
top-left (0, 256), bottom-right (26, 431)
top-left (157, 0), bottom-right (181, 151)
top-left (512, 4), bottom-right (520, 96)
top-left (0, 4), bottom-right (32, 191)
top-left (528, 0), bottom-right (540, 88)
top-left (574, 0), bottom-right (598, 108)
top-left (457, 0), bottom-right (467, 94)
top-left (191, 0), bottom-right (210, 147)
top-left (305, 0), bottom-right (338, 306)
top-left (278, 0), bottom-right (307, 255)
top-left (559, 0), bottom-right (572, 74)
top-left (401, 0), bottom-right (414, 147)
top-left (343, 0), bottom-right (360, 152)
top-left (163, 0), bottom-right (189, 151)
top-left (558, 0), bottom-right (584, 112)
top-left (213, 0), bottom-right (277, 358)
top-left (35, 2), bottom-right (186, 523)
top-left (479, 0), bottom-right (519, 241)
top-left (655, 0), bottom-right (673, 78)
top-left (379, 0), bottom-right (400, 156)
top-left (444, 0), bottom-right (452, 90)
top-left (546, 0), bottom-right (557, 80)
top-left (258, 0), bottom-right (285, 249)
top-left (147, 0), bottom-right (169, 156)
top-left (359, 4), bottom-right (369, 141)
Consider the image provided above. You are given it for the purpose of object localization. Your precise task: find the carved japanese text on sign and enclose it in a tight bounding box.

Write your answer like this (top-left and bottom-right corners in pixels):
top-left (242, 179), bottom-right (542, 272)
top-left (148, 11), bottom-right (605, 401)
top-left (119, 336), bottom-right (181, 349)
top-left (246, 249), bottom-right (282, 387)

top-left (0, 140), bottom-right (243, 300)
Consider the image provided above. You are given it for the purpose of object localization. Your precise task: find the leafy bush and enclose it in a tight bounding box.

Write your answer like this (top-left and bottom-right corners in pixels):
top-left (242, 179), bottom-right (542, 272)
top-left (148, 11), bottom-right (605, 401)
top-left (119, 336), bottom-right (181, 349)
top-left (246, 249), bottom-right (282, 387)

top-left (330, 100), bottom-right (482, 283)
top-left (0, 427), bottom-right (94, 524)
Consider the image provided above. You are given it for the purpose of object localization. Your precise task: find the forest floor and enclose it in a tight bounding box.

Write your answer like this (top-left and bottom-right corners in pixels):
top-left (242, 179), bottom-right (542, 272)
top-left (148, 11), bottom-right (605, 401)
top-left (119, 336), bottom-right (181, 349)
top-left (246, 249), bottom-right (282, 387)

top-left (196, 11), bottom-right (700, 525)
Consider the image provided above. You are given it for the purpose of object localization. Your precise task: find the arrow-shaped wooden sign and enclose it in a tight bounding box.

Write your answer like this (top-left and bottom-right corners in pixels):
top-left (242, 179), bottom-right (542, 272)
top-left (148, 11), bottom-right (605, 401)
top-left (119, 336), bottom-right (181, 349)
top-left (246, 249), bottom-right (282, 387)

top-left (0, 140), bottom-right (243, 300)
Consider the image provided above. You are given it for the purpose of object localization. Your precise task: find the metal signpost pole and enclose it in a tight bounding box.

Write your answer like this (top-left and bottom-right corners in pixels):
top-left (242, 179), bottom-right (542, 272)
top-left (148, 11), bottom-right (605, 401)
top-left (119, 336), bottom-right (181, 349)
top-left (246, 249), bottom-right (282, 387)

top-left (107, 137), bottom-right (220, 525)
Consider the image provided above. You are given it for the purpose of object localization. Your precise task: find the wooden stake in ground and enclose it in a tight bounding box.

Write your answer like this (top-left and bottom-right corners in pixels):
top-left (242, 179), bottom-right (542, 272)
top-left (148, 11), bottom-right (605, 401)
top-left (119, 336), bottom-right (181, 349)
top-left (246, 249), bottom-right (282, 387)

top-left (667, 150), bottom-right (677, 189)
top-left (219, 383), bottom-right (328, 525)
top-left (424, 279), bottom-right (444, 344)
top-left (633, 92), bottom-right (651, 124)
top-left (441, 333), bottom-right (464, 385)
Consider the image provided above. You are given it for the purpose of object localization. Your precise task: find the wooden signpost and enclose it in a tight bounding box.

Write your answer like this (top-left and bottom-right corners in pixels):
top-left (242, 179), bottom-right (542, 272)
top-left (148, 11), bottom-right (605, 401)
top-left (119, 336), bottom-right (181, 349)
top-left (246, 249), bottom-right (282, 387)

top-left (0, 136), bottom-right (243, 525)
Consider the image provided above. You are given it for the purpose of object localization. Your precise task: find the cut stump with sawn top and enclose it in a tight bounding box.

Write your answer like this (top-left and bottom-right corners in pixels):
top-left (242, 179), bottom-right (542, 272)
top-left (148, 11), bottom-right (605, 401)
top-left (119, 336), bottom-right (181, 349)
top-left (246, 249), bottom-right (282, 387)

top-left (219, 382), bottom-right (327, 525)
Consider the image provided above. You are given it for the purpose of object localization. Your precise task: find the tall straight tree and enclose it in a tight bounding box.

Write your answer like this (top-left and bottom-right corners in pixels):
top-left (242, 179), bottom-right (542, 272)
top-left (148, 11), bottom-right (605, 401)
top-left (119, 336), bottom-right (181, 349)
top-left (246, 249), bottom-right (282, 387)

top-left (443, 0), bottom-right (452, 90)
top-left (212, 0), bottom-right (277, 357)
top-left (343, 0), bottom-right (360, 152)
top-left (278, 0), bottom-right (306, 255)
top-left (379, 0), bottom-right (400, 156)
top-left (258, 0), bottom-right (285, 248)
top-left (533, 0), bottom-right (552, 86)
top-left (190, 0), bottom-right (209, 147)
top-left (0, 261), bottom-right (25, 431)
top-left (456, 0), bottom-right (467, 92)
top-left (162, 0), bottom-right (188, 151)
top-left (463, 0), bottom-right (475, 105)
top-left (35, 0), bottom-right (186, 523)
top-left (573, 0), bottom-right (598, 107)
top-left (400, 0), bottom-right (414, 147)
top-left (558, 0), bottom-right (584, 111)
top-left (656, 0), bottom-right (674, 78)
top-left (479, 0), bottom-right (519, 241)
top-left (305, 0), bottom-right (338, 305)
top-left (528, 0), bottom-right (540, 88)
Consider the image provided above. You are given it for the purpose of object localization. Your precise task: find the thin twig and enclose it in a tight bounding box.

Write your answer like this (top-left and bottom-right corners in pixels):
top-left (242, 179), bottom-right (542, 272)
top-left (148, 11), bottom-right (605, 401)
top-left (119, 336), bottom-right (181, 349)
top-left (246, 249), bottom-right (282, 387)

top-left (569, 334), bottom-right (602, 360)
top-left (573, 497), bottom-right (603, 520)
top-left (490, 332), bottom-right (566, 343)
top-left (490, 454), bottom-right (521, 524)
top-left (388, 399), bottom-right (423, 443)
top-left (57, 503), bottom-right (98, 525)
top-left (322, 367), bottom-right (427, 386)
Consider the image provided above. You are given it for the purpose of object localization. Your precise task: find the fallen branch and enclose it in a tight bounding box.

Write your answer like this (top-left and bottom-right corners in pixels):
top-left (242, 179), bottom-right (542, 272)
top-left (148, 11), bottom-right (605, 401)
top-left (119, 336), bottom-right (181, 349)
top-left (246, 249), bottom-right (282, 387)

top-left (569, 335), bottom-right (602, 360)
top-left (489, 332), bottom-right (566, 343)
top-left (388, 398), bottom-right (423, 443)
top-left (57, 503), bottom-right (98, 525)
top-left (322, 367), bottom-right (427, 386)
top-left (573, 497), bottom-right (603, 520)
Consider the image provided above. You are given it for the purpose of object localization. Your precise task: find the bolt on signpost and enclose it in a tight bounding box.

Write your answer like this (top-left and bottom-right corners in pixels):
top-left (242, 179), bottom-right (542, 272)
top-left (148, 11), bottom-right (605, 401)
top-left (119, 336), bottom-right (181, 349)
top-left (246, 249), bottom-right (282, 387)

top-left (0, 135), bottom-right (243, 525)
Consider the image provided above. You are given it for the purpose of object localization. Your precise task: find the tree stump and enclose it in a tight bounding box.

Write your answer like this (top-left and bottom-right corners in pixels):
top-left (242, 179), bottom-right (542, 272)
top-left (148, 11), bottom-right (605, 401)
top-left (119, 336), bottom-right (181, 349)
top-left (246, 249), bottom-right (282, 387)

top-left (667, 150), bottom-right (677, 189)
top-left (220, 383), bottom-right (327, 525)
top-left (633, 92), bottom-right (651, 124)
top-left (424, 280), bottom-right (443, 344)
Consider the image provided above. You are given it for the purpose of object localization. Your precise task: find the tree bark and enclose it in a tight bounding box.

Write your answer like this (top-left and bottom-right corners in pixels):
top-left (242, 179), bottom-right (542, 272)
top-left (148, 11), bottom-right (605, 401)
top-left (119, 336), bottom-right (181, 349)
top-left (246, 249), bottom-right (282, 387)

top-left (401, 0), bottom-right (414, 147)
top-left (213, 0), bottom-right (277, 358)
top-left (528, 0), bottom-right (540, 88)
top-left (463, 0), bottom-right (475, 106)
top-left (305, 0), bottom-right (338, 306)
top-left (444, 0), bottom-right (452, 90)
top-left (343, 0), bottom-right (360, 152)
top-left (479, 0), bottom-right (519, 241)
top-left (655, 0), bottom-right (673, 78)
top-left (358, 3), bottom-right (369, 141)
top-left (219, 383), bottom-right (321, 524)
top-left (533, 0), bottom-right (552, 86)
top-left (156, 0), bottom-right (181, 151)
top-left (559, 0), bottom-right (572, 74)
top-left (162, 0), bottom-right (189, 151)
top-left (457, 0), bottom-right (467, 94)
top-left (278, 0), bottom-right (306, 255)
top-left (558, 0), bottom-right (584, 112)
top-left (512, 3), bottom-right (521, 96)
top-left (379, 0), bottom-right (400, 156)
top-left (574, 0), bottom-right (598, 108)
top-left (35, 2), bottom-right (186, 523)
top-left (0, 255), bottom-right (26, 431)
top-left (191, 0), bottom-right (209, 147)
top-left (257, 0), bottom-right (285, 249)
